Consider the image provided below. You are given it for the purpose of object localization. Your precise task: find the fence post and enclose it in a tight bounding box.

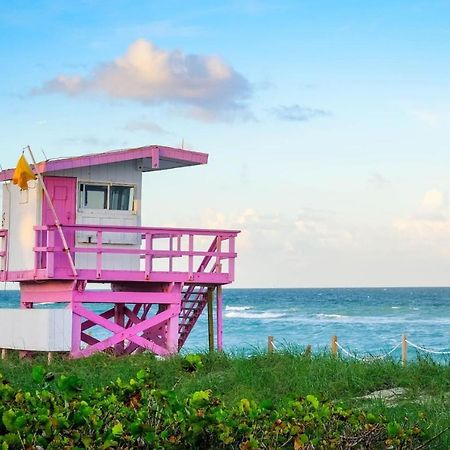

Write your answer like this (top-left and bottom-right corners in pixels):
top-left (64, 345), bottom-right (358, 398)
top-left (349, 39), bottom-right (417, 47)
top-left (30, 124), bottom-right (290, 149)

top-left (331, 335), bottom-right (338, 357)
top-left (268, 336), bottom-right (274, 353)
top-left (47, 352), bottom-right (53, 365)
top-left (305, 345), bottom-right (312, 358)
top-left (402, 334), bottom-right (408, 366)
top-left (1, 348), bottom-right (6, 360)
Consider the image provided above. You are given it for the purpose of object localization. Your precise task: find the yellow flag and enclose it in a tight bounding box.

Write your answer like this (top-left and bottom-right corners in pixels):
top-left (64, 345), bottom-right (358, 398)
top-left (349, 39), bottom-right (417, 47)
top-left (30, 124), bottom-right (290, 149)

top-left (12, 154), bottom-right (36, 190)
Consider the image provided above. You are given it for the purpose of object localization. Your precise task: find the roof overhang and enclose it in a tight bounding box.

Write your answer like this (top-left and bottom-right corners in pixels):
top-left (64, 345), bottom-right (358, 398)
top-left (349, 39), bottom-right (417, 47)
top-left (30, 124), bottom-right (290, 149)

top-left (0, 145), bottom-right (208, 181)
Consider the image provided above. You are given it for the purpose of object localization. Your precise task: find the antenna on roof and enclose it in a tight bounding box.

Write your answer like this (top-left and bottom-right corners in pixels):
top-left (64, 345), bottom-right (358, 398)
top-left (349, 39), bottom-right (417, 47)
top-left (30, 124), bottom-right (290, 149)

top-left (41, 148), bottom-right (49, 161)
top-left (181, 138), bottom-right (184, 149)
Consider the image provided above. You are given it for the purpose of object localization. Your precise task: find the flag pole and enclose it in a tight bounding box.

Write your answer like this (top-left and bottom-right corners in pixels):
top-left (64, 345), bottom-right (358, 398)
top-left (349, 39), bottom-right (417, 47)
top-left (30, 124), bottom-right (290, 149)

top-left (26, 145), bottom-right (78, 277)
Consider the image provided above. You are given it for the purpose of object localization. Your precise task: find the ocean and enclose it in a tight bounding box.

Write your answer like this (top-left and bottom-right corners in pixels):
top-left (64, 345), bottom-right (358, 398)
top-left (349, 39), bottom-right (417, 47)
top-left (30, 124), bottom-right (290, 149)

top-left (1, 287), bottom-right (450, 360)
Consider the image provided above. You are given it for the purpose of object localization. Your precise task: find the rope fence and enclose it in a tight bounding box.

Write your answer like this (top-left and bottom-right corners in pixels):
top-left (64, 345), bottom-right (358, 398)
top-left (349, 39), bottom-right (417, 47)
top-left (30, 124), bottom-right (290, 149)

top-left (267, 334), bottom-right (450, 364)
top-left (335, 341), bottom-right (402, 362)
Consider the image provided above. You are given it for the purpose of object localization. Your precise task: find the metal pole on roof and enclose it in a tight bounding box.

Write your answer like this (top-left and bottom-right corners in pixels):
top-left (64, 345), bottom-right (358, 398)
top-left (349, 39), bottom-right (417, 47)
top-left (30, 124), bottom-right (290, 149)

top-left (26, 145), bottom-right (78, 277)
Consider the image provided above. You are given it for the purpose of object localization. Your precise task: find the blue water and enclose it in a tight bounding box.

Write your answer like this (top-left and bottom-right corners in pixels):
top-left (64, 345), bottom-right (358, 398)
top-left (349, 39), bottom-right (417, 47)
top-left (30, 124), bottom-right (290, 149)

top-left (2, 288), bottom-right (450, 360)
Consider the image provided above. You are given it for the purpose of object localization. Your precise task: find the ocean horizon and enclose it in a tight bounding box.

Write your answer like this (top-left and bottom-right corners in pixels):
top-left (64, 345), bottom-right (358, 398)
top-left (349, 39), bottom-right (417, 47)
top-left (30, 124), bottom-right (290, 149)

top-left (1, 287), bottom-right (450, 360)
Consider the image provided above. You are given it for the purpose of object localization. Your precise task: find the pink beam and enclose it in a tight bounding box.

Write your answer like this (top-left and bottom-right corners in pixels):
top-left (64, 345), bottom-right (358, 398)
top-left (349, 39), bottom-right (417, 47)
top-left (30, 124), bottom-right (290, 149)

top-left (0, 145), bottom-right (208, 182)
top-left (216, 286), bottom-right (223, 351)
top-left (114, 303), bottom-right (125, 354)
top-left (49, 223), bottom-right (240, 237)
top-left (73, 290), bottom-right (180, 304)
top-left (81, 308), bottom-right (115, 331)
top-left (20, 281), bottom-right (76, 303)
top-left (72, 304), bottom-right (178, 357)
top-left (81, 333), bottom-right (100, 346)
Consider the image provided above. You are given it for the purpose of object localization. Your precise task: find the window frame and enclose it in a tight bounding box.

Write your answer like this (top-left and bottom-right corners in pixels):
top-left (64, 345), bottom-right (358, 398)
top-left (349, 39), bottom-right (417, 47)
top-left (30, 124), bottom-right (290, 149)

top-left (78, 181), bottom-right (136, 212)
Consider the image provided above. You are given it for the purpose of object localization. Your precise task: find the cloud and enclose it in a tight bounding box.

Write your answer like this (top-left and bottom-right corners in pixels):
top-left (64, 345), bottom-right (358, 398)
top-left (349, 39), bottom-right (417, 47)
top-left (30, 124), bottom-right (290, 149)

top-left (34, 39), bottom-right (251, 119)
top-left (420, 189), bottom-right (448, 216)
top-left (392, 189), bottom-right (450, 253)
top-left (124, 120), bottom-right (168, 134)
top-left (271, 104), bottom-right (331, 122)
top-left (294, 208), bottom-right (354, 249)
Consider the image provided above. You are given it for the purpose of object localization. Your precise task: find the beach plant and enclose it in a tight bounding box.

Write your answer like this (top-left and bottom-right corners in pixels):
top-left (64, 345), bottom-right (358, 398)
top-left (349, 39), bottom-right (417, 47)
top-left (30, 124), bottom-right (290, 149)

top-left (0, 366), bottom-right (428, 449)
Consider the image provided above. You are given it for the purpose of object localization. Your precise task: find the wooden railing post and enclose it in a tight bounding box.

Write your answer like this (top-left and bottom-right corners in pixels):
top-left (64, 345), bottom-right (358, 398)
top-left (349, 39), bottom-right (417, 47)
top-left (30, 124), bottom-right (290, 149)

top-left (331, 335), bottom-right (338, 357)
top-left (402, 334), bottom-right (408, 366)
top-left (47, 228), bottom-right (55, 278)
top-left (188, 234), bottom-right (194, 278)
top-left (169, 235), bottom-right (173, 272)
top-left (144, 233), bottom-right (152, 280)
top-left (215, 236), bottom-right (222, 271)
top-left (96, 230), bottom-right (102, 279)
top-left (305, 344), bottom-right (312, 358)
top-left (268, 336), bottom-right (274, 353)
top-left (229, 236), bottom-right (236, 281)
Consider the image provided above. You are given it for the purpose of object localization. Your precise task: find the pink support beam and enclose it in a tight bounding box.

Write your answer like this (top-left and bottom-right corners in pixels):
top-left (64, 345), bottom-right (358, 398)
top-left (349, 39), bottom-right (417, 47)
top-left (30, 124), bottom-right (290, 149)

top-left (216, 286), bottom-right (223, 351)
top-left (73, 303), bottom-right (178, 357)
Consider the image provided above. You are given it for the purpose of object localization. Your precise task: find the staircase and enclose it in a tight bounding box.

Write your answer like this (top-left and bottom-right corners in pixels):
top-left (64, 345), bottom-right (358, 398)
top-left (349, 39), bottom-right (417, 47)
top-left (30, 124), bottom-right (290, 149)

top-left (177, 237), bottom-right (219, 350)
top-left (178, 286), bottom-right (208, 349)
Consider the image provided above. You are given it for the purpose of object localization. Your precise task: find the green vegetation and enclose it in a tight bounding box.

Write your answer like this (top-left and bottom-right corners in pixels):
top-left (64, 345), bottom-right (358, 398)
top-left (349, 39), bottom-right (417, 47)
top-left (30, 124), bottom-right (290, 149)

top-left (0, 350), bottom-right (449, 448)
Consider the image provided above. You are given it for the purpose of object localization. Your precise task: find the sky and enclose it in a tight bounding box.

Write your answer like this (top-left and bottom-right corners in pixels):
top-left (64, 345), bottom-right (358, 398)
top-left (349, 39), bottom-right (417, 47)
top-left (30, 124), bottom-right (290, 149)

top-left (1, 0), bottom-right (450, 288)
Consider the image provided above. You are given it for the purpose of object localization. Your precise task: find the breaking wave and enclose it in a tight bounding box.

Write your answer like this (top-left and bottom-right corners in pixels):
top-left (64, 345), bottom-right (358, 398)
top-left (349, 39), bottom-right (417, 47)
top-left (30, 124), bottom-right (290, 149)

top-left (225, 311), bottom-right (285, 319)
top-left (225, 306), bottom-right (252, 311)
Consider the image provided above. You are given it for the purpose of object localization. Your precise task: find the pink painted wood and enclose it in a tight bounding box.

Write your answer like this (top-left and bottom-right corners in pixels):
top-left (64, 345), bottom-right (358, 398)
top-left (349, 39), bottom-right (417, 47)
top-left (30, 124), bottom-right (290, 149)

top-left (41, 177), bottom-right (77, 276)
top-left (1, 145), bottom-right (239, 359)
top-left (22, 223), bottom-right (239, 285)
top-left (0, 146), bottom-right (208, 182)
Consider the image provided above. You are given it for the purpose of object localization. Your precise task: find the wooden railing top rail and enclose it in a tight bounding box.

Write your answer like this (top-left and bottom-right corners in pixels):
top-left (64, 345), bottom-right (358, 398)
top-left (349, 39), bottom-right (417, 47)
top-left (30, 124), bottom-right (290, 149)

top-left (35, 224), bottom-right (240, 237)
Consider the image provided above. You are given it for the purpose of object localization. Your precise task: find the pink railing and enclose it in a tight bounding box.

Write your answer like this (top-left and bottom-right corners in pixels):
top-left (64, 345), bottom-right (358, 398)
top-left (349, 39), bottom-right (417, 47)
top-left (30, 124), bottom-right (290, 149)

top-left (0, 229), bottom-right (7, 281)
top-left (33, 224), bottom-right (238, 283)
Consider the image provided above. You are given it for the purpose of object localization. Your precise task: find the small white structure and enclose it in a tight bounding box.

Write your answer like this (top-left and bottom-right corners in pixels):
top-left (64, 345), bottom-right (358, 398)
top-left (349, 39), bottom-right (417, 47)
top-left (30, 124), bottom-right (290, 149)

top-left (0, 309), bottom-right (72, 351)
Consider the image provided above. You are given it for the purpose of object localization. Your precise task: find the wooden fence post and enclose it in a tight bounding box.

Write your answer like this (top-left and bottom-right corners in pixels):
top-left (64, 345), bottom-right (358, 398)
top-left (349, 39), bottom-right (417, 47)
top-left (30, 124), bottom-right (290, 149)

top-left (305, 345), bottom-right (312, 358)
top-left (402, 334), bottom-right (408, 367)
top-left (268, 336), bottom-right (274, 354)
top-left (331, 335), bottom-right (338, 357)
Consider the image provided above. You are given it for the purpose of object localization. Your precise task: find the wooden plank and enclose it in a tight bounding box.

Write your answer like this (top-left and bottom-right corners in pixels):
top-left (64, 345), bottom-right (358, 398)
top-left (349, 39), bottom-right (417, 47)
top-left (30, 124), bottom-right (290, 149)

top-left (207, 288), bottom-right (214, 352)
top-left (331, 335), bottom-right (338, 357)
top-left (268, 336), bottom-right (274, 353)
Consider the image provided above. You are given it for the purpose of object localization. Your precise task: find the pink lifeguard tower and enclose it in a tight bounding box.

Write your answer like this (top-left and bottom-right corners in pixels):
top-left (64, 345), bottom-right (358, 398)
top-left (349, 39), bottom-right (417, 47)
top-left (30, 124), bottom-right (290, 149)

top-left (0, 145), bottom-right (238, 358)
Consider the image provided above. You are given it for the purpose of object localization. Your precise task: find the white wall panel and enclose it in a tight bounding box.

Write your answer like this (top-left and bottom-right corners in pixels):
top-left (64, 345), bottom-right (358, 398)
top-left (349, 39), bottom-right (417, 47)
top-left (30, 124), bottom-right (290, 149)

top-left (0, 309), bottom-right (72, 351)
top-left (3, 181), bottom-right (41, 271)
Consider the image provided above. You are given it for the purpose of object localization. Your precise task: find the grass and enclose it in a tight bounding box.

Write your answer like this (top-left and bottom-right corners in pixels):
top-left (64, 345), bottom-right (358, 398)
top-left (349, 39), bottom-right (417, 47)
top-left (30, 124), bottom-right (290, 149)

top-left (1, 350), bottom-right (450, 448)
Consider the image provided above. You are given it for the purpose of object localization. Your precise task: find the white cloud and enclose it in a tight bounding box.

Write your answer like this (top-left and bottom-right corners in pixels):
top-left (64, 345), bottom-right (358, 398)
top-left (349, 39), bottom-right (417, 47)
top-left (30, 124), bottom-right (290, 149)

top-left (271, 104), bottom-right (330, 122)
top-left (294, 208), bottom-right (354, 248)
top-left (392, 189), bottom-right (450, 254)
top-left (421, 189), bottom-right (447, 214)
top-left (34, 39), bottom-right (251, 120)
